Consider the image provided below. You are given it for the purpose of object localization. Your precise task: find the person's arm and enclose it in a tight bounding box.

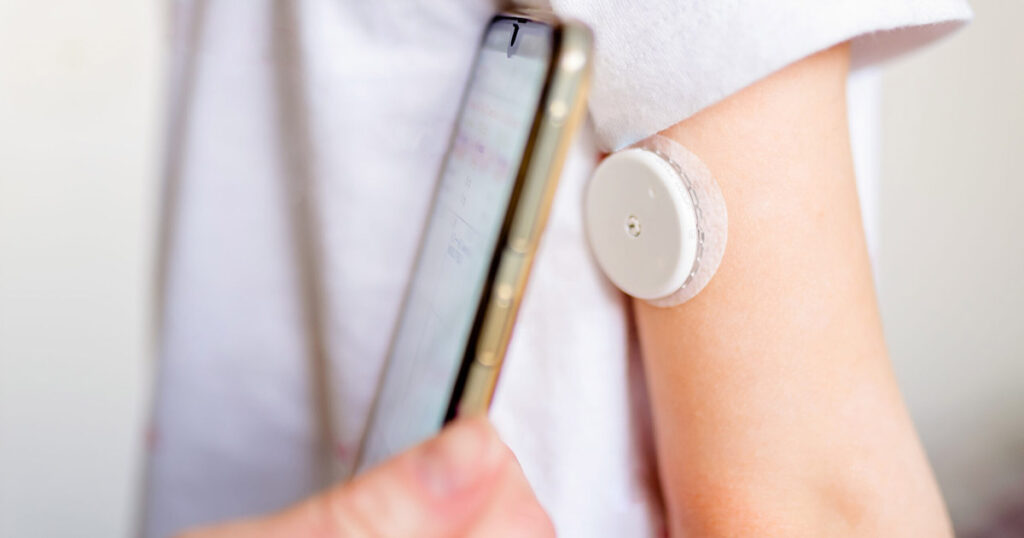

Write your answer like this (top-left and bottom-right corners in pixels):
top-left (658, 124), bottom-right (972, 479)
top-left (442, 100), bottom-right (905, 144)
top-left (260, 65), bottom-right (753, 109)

top-left (637, 43), bottom-right (951, 536)
top-left (177, 418), bottom-right (553, 538)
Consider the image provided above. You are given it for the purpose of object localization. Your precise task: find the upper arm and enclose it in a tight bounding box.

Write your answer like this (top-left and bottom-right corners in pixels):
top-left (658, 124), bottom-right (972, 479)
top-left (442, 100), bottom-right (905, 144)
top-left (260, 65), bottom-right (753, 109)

top-left (635, 43), bottom-right (951, 536)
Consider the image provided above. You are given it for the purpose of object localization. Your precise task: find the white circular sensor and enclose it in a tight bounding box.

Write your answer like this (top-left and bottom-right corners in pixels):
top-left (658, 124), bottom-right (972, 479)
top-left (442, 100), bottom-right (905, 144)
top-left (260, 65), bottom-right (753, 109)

top-left (585, 148), bottom-right (699, 301)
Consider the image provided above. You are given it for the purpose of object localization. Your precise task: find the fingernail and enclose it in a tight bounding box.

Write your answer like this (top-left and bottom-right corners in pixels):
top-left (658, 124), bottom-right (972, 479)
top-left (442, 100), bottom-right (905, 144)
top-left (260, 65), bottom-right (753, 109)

top-left (415, 419), bottom-right (497, 499)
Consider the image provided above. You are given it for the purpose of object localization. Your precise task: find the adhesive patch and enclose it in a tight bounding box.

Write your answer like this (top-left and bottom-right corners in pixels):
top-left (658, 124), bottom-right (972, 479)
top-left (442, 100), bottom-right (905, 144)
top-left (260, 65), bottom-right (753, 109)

top-left (584, 135), bottom-right (727, 307)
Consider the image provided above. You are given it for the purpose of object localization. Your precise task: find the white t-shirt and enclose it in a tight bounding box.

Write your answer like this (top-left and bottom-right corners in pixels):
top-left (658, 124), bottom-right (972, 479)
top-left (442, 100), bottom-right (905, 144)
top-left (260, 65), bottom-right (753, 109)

top-left (144, 1), bottom-right (970, 536)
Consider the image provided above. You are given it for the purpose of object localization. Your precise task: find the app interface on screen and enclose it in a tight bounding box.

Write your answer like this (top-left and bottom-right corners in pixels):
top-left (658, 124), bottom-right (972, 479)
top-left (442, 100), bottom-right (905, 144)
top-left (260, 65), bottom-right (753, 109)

top-left (357, 19), bottom-right (553, 471)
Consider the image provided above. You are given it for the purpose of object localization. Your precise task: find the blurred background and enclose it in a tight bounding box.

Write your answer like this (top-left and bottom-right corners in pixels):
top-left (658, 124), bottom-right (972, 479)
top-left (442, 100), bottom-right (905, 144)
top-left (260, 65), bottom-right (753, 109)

top-left (0, 0), bottom-right (1020, 536)
top-left (880, 2), bottom-right (1024, 534)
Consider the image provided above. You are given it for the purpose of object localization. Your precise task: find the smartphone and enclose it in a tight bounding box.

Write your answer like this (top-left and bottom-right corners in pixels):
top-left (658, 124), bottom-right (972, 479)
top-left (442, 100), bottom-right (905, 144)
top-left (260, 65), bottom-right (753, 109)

top-left (353, 12), bottom-right (592, 474)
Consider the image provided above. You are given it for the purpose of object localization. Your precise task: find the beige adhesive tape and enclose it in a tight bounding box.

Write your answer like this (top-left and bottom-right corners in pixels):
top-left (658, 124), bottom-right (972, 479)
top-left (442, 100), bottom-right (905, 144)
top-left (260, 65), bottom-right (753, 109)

top-left (584, 135), bottom-right (727, 307)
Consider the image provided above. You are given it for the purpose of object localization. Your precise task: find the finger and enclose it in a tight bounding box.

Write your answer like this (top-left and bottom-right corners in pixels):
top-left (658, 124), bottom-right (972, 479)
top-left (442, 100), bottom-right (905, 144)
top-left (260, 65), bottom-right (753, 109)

top-left (177, 418), bottom-right (518, 538)
top-left (464, 449), bottom-right (555, 538)
top-left (273, 417), bottom-right (507, 538)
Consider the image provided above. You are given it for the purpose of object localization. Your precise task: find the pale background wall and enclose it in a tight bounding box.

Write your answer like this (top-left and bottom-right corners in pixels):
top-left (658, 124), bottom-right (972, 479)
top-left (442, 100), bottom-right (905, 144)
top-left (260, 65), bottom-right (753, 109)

top-left (0, 1), bottom-right (161, 536)
top-left (0, 0), bottom-right (1020, 536)
top-left (880, 0), bottom-right (1024, 533)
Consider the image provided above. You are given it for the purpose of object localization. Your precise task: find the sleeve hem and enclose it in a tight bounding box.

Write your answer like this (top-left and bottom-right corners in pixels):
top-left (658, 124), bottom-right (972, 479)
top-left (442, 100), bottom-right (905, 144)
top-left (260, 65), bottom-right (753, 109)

top-left (550, 1), bottom-right (973, 150)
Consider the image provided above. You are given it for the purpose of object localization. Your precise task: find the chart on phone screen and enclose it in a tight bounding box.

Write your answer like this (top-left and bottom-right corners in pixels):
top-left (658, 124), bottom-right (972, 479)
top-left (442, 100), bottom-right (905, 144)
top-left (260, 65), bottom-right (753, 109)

top-left (360, 31), bottom-right (551, 467)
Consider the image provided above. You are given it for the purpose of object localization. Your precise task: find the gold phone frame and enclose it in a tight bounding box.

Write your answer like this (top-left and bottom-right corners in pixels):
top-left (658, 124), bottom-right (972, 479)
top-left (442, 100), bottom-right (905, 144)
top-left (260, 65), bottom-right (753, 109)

top-left (448, 13), bottom-right (592, 417)
top-left (353, 11), bottom-right (591, 475)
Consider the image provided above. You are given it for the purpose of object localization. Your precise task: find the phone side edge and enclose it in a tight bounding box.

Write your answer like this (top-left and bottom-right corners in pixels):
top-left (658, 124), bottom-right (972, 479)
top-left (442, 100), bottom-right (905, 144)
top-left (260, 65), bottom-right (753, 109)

top-left (454, 21), bottom-right (594, 416)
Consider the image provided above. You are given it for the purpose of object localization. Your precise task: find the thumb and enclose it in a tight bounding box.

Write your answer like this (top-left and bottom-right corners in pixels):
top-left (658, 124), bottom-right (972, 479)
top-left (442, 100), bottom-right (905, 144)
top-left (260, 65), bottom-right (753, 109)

top-left (181, 417), bottom-right (508, 538)
top-left (320, 416), bottom-right (508, 536)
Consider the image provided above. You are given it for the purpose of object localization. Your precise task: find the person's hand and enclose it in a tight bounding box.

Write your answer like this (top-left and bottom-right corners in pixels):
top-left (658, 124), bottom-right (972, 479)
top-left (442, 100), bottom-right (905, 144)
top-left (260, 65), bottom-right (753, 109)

top-left (176, 417), bottom-right (554, 538)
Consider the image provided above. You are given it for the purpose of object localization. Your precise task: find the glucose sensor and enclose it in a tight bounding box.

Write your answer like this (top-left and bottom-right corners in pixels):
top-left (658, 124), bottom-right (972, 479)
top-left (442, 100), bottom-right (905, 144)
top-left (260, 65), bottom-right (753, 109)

top-left (584, 135), bottom-right (727, 307)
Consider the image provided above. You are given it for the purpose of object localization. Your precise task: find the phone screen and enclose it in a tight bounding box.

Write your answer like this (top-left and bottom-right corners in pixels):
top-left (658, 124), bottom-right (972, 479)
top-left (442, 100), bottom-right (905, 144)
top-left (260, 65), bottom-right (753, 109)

top-left (356, 17), bottom-right (554, 472)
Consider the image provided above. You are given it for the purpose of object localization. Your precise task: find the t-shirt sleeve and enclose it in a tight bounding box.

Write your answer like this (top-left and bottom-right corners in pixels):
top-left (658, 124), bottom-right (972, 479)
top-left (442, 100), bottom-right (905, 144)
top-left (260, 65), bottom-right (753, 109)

top-left (543, 1), bottom-right (972, 150)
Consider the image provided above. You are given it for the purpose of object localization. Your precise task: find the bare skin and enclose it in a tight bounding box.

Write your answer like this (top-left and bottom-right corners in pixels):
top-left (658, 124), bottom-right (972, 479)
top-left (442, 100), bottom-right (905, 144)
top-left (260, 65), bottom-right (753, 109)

top-left (177, 418), bottom-right (553, 538)
top-left (636, 43), bottom-right (952, 536)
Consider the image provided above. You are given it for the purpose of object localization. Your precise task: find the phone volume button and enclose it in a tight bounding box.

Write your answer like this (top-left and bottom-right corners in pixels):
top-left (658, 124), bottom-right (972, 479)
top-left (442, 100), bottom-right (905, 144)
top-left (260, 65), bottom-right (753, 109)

top-left (495, 282), bottom-right (514, 308)
top-left (548, 100), bottom-right (568, 125)
top-left (509, 235), bottom-right (530, 254)
top-left (477, 350), bottom-right (499, 367)
top-left (474, 248), bottom-right (524, 367)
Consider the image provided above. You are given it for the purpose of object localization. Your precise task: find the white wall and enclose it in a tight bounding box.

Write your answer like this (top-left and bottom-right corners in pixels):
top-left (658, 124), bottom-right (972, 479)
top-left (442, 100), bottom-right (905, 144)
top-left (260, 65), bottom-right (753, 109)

top-left (880, 0), bottom-right (1024, 532)
top-left (0, 1), bottom-right (161, 536)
